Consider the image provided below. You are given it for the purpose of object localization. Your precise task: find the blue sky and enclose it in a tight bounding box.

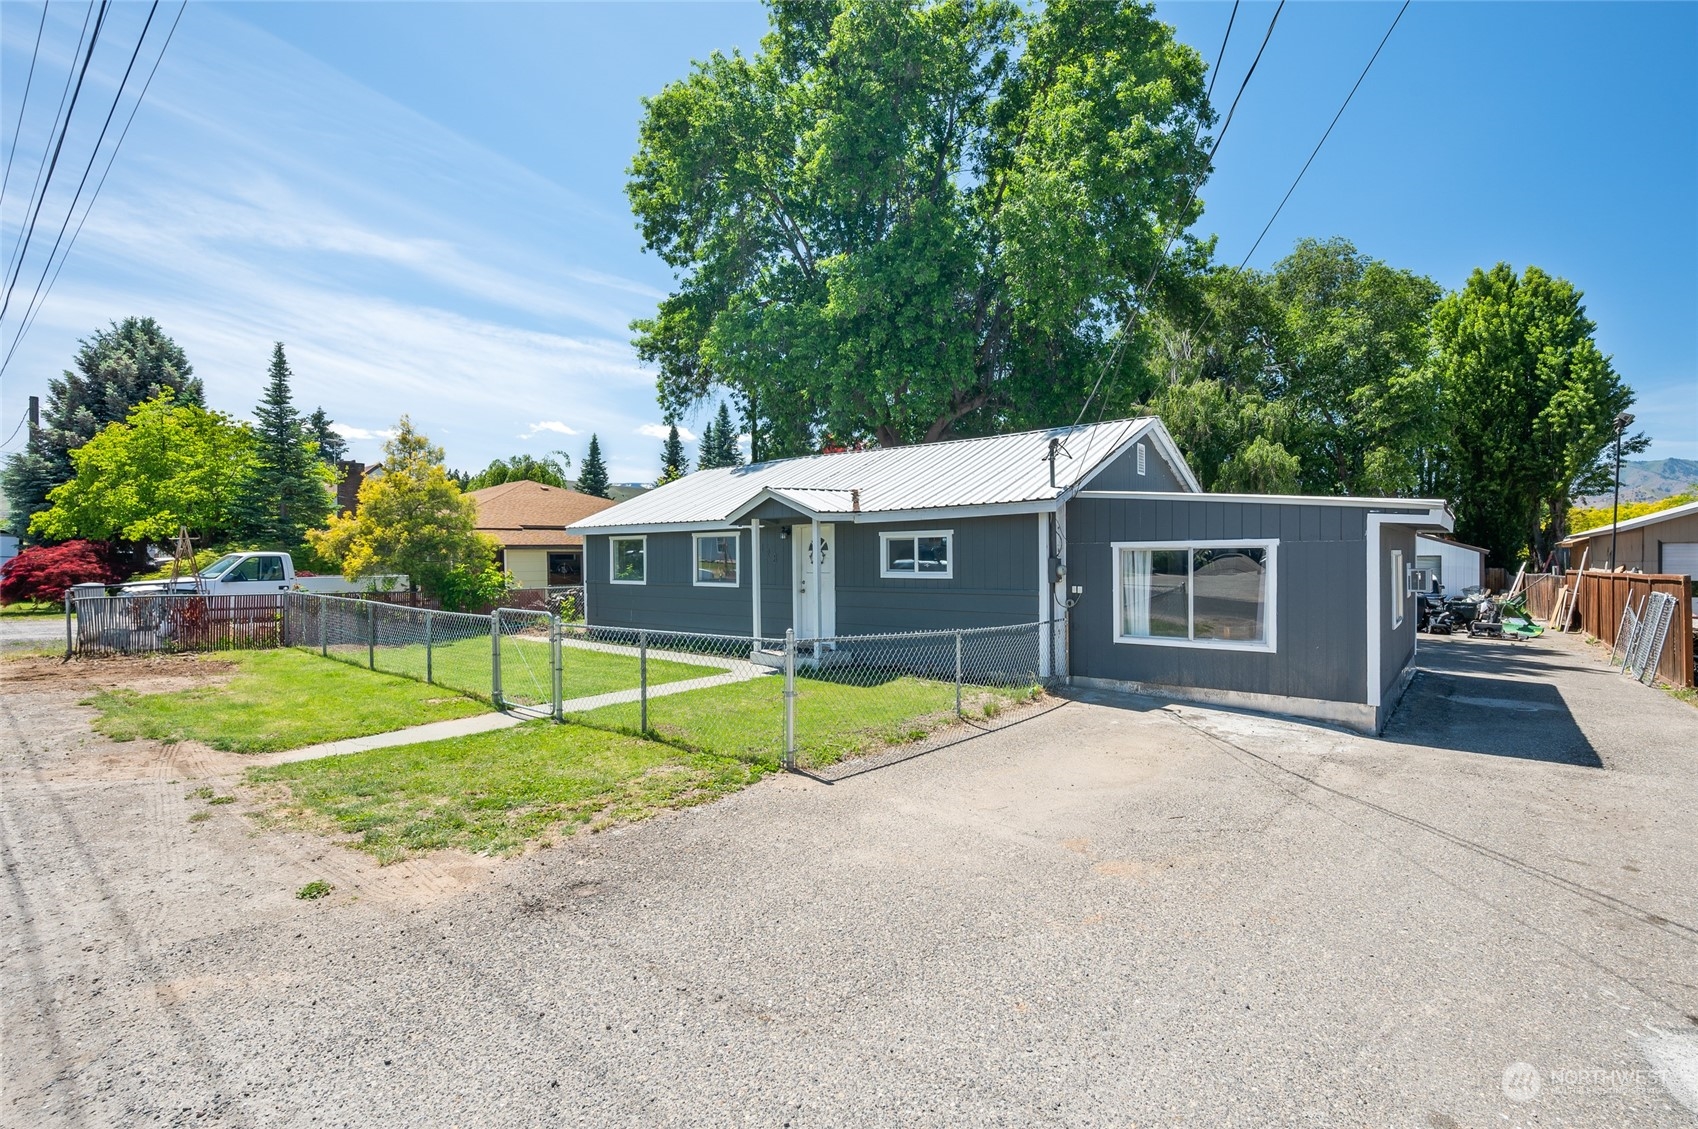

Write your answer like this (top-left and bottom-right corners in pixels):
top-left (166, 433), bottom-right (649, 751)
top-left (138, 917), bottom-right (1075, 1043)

top-left (1, 1), bottom-right (1693, 486)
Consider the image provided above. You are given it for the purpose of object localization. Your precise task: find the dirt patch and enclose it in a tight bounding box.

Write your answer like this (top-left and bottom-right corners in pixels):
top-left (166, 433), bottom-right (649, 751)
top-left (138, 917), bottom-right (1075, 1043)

top-left (1, 652), bottom-right (236, 694)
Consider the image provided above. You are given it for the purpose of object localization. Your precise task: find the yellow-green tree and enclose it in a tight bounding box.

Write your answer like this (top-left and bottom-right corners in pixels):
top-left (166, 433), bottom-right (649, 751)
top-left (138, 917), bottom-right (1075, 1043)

top-left (30, 395), bottom-right (256, 548)
top-left (308, 418), bottom-right (506, 608)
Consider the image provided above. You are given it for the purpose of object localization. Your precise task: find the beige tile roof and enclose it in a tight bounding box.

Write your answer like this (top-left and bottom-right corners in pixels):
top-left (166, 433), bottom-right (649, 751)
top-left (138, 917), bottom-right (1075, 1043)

top-left (467, 481), bottom-right (618, 549)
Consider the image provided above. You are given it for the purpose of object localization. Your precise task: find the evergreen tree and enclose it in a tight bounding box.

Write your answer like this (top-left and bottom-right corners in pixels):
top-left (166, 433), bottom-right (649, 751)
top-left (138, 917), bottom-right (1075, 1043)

top-left (658, 424), bottom-right (687, 485)
top-left (576, 434), bottom-right (612, 498)
top-left (696, 416), bottom-right (721, 471)
top-left (712, 402), bottom-right (744, 467)
top-left (2, 317), bottom-right (200, 541)
top-left (241, 343), bottom-right (333, 548)
top-left (304, 407), bottom-right (348, 466)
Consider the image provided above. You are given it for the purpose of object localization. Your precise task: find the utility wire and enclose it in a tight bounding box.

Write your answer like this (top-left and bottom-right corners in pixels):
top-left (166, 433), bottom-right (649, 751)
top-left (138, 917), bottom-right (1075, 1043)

top-left (1066, 0), bottom-right (1285, 439)
top-left (1204, 1), bottom-right (1239, 103)
top-left (2, 2), bottom-right (161, 364)
top-left (0, 0), bottom-right (110, 327)
top-left (0, 408), bottom-right (30, 452)
top-left (2, 1), bottom-right (186, 378)
top-left (0, 1), bottom-right (51, 208)
top-left (4, 1), bottom-right (97, 275)
top-left (1236, 0), bottom-right (1410, 269)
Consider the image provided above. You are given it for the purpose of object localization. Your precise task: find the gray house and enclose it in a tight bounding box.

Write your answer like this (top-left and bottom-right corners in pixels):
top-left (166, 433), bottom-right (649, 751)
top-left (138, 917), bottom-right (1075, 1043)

top-left (567, 418), bottom-right (1452, 734)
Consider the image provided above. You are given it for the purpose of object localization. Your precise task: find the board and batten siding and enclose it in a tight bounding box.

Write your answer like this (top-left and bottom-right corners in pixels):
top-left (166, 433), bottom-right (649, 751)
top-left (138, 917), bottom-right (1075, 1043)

top-left (1080, 440), bottom-right (1191, 493)
top-left (584, 530), bottom-right (764, 636)
top-left (1380, 524), bottom-right (1418, 706)
top-left (1068, 496), bottom-right (1373, 706)
top-left (831, 516), bottom-right (1039, 635)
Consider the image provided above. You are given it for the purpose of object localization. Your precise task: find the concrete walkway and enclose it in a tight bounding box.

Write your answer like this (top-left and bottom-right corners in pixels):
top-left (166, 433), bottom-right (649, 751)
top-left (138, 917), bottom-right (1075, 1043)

top-left (262, 661), bottom-right (778, 766)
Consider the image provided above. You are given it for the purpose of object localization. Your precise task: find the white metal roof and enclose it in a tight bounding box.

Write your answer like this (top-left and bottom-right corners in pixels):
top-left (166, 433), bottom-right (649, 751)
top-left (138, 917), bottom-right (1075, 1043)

top-left (1560, 498), bottom-right (1698, 544)
top-left (570, 418), bottom-right (1191, 531)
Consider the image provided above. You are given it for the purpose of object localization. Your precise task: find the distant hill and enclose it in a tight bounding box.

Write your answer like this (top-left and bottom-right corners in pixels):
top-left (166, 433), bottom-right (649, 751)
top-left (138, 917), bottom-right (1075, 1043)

top-left (1576, 458), bottom-right (1698, 506)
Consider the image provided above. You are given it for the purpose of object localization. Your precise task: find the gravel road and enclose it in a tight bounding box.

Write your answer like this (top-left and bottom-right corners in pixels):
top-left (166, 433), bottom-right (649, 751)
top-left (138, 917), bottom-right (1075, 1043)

top-left (3, 635), bottom-right (1696, 1127)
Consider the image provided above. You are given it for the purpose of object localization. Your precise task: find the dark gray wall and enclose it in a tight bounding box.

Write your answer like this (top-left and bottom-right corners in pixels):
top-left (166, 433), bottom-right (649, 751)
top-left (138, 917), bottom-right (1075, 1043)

top-left (584, 530), bottom-right (762, 637)
top-left (1381, 525), bottom-right (1417, 701)
top-left (1068, 497), bottom-right (1372, 704)
top-left (585, 514), bottom-right (1039, 638)
top-left (1081, 439), bottom-right (1190, 492)
top-left (832, 515), bottom-right (1039, 634)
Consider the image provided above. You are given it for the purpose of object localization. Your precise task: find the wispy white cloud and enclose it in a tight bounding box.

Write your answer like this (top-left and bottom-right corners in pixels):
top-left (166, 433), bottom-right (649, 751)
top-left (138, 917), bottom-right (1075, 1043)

top-left (637, 422), bottom-right (695, 442)
top-left (332, 424), bottom-right (396, 442)
top-left (519, 421), bottom-right (580, 439)
top-left (0, 5), bottom-right (666, 473)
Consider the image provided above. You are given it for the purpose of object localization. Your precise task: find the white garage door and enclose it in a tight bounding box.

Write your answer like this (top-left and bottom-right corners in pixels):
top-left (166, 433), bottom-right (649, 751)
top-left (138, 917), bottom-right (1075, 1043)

top-left (1661, 542), bottom-right (1698, 580)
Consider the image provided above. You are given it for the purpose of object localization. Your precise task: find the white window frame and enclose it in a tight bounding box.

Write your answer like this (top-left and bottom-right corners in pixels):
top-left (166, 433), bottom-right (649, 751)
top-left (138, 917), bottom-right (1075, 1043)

top-left (609, 535), bottom-right (647, 585)
top-left (1111, 539), bottom-right (1279, 653)
top-left (1390, 549), bottom-right (1404, 629)
top-left (692, 531), bottom-right (741, 588)
top-left (879, 529), bottom-right (955, 580)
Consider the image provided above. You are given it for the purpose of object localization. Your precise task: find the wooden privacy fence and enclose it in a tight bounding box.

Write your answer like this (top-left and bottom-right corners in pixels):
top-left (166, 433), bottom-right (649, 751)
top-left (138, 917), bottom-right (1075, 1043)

top-left (1523, 573), bottom-right (1563, 622)
top-left (1576, 571), bottom-right (1694, 687)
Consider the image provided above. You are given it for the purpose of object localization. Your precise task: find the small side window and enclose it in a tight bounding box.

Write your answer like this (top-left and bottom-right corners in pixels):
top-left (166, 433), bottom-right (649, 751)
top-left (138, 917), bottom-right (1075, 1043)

top-left (1136, 442), bottom-right (1146, 476)
top-left (611, 537), bottom-right (646, 584)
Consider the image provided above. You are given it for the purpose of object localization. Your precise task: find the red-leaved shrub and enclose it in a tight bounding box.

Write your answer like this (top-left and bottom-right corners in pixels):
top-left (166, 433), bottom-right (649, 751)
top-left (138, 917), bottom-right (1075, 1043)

top-left (0, 541), bottom-right (126, 605)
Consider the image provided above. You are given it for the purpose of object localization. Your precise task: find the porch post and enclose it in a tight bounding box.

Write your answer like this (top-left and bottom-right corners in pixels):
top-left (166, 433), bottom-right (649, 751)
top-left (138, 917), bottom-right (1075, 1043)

top-left (810, 517), bottom-right (822, 642)
top-left (750, 519), bottom-right (762, 640)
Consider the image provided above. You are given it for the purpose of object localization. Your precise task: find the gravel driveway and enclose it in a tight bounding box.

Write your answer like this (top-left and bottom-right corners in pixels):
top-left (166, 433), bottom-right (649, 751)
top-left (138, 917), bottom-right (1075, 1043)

top-left (3, 634), bottom-right (1696, 1127)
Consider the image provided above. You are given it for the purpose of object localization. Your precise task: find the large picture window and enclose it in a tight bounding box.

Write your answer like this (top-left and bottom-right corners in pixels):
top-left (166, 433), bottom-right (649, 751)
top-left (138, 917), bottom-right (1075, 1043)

top-left (610, 536), bottom-right (646, 584)
top-left (880, 530), bottom-right (953, 579)
top-left (694, 533), bottom-right (740, 586)
top-left (1113, 541), bottom-right (1276, 651)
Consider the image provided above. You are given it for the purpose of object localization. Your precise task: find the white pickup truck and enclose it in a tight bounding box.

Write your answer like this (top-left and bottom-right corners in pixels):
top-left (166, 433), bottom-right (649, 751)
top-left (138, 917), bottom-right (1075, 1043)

top-left (122, 551), bottom-right (405, 597)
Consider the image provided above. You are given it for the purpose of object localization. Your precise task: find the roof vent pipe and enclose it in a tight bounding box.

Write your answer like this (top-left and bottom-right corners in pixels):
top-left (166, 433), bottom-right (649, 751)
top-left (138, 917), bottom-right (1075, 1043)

top-left (850, 489), bottom-right (860, 512)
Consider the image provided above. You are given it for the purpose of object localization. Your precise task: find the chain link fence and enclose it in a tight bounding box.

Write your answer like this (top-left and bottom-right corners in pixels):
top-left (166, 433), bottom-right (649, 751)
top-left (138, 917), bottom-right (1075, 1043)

top-left (69, 588), bottom-right (1061, 778)
top-left (282, 594), bottom-right (496, 703)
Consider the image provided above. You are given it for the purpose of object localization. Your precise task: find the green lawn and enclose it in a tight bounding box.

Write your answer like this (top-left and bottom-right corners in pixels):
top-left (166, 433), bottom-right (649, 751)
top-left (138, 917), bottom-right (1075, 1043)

top-left (0, 601), bottom-right (64, 616)
top-left (249, 720), bottom-right (768, 862)
top-left (567, 669), bottom-right (1040, 769)
top-left (320, 634), bottom-right (716, 708)
top-left (87, 649), bottom-right (489, 753)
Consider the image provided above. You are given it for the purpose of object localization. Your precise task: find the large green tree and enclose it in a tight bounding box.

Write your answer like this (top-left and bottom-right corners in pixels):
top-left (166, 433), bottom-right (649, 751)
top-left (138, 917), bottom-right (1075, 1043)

top-left (30, 395), bottom-right (256, 548)
top-left (304, 407), bottom-right (349, 466)
top-left (628, 0), bottom-right (1214, 454)
top-left (464, 453), bottom-right (572, 491)
top-left (1427, 263), bottom-right (1643, 564)
top-left (240, 343), bottom-right (334, 549)
top-left (307, 417), bottom-right (500, 607)
top-left (1143, 239), bottom-right (1440, 497)
top-left (2, 317), bottom-right (201, 540)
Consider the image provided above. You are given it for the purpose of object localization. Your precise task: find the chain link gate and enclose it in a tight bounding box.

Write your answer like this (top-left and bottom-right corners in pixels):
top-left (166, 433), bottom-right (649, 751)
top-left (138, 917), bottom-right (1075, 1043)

top-left (493, 607), bottom-right (558, 716)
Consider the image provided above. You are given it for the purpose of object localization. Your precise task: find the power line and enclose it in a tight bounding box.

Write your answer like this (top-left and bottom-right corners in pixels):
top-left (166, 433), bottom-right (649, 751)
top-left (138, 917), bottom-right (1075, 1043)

top-left (1, 2), bottom-right (162, 365)
top-left (1237, 0), bottom-right (1410, 269)
top-left (0, 1), bottom-right (51, 208)
top-left (1205, 2), bottom-right (1239, 103)
top-left (4, 1), bottom-right (98, 275)
top-left (0, 408), bottom-right (30, 452)
top-left (0, 0), bottom-right (110, 327)
top-left (1067, 0), bottom-right (1286, 437)
top-left (1, 1), bottom-right (186, 379)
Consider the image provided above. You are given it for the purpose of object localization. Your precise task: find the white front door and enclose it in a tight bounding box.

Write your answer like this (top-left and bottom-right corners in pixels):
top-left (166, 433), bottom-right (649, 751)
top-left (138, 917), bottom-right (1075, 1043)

top-left (794, 523), bottom-right (836, 639)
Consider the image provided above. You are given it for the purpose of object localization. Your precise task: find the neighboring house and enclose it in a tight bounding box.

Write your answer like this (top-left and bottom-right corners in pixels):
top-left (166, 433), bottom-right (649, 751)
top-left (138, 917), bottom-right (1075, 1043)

top-left (568, 418), bottom-right (1453, 735)
top-left (469, 480), bottom-right (617, 588)
top-left (1559, 498), bottom-right (1698, 579)
top-left (1414, 534), bottom-right (1486, 594)
top-left (335, 460), bottom-right (370, 515)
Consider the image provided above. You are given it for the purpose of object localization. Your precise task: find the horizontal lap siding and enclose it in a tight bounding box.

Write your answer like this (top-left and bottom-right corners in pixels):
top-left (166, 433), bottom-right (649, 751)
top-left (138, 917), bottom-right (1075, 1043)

top-left (833, 516), bottom-right (1038, 634)
top-left (1069, 498), bottom-right (1369, 704)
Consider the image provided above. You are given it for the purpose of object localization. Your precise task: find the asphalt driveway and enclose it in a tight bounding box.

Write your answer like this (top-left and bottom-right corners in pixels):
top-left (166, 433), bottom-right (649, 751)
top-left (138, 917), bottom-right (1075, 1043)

top-left (3, 631), bottom-right (1696, 1127)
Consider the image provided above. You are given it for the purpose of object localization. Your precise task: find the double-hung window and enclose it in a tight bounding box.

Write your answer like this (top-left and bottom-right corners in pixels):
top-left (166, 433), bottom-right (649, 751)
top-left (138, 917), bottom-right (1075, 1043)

top-left (1113, 540), bottom-right (1277, 651)
top-left (880, 530), bottom-right (953, 579)
top-left (694, 532), bottom-right (740, 586)
top-left (610, 536), bottom-right (646, 584)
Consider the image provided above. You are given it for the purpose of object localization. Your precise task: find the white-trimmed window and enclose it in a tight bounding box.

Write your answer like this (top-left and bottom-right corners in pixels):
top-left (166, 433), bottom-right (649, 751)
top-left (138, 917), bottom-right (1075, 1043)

top-left (610, 536), bottom-right (646, 584)
top-left (1113, 540), bottom-right (1277, 652)
top-left (1390, 549), bottom-right (1404, 629)
top-left (880, 530), bottom-right (953, 579)
top-left (694, 532), bottom-right (740, 586)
